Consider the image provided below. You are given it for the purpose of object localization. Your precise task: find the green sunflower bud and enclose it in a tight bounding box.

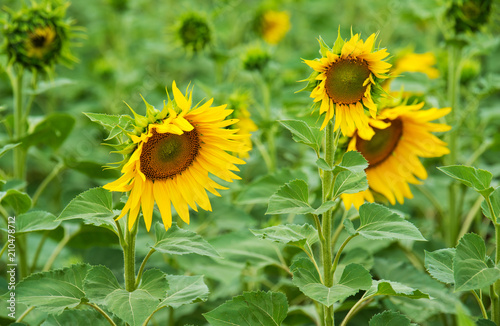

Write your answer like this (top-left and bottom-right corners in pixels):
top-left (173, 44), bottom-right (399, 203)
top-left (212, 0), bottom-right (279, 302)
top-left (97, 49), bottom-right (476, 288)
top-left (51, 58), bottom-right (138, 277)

top-left (1, 0), bottom-right (78, 72)
top-left (242, 46), bottom-right (271, 72)
top-left (177, 12), bottom-right (212, 52)
top-left (447, 0), bottom-right (493, 34)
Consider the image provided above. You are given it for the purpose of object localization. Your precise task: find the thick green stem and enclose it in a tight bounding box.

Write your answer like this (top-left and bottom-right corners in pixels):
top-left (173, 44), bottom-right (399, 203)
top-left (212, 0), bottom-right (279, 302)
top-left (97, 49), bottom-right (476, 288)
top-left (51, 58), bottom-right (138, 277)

top-left (444, 44), bottom-right (462, 247)
top-left (124, 218), bottom-right (139, 292)
top-left (17, 235), bottom-right (29, 278)
top-left (321, 122), bottom-right (335, 326)
top-left (13, 69), bottom-right (26, 181)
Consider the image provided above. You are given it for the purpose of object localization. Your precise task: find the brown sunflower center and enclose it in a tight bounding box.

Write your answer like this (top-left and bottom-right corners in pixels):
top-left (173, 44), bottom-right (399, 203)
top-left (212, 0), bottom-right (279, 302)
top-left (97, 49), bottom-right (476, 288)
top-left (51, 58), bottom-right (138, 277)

top-left (139, 128), bottom-right (200, 180)
top-left (356, 118), bottom-right (403, 168)
top-left (325, 59), bottom-right (371, 105)
top-left (31, 33), bottom-right (47, 48)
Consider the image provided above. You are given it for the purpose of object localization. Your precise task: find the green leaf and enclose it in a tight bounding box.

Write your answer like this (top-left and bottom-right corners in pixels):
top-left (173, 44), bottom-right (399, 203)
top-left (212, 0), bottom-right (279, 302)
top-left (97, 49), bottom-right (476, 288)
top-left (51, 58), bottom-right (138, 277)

top-left (0, 190), bottom-right (32, 215)
top-left (333, 151), bottom-right (369, 174)
top-left (28, 78), bottom-right (75, 95)
top-left (160, 275), bottom-right (209, 308)
top-left (83, 265), bottom-right (121, 305)
top-left (0, 143), bottom-right (20, 159)
top-left (343, 219), bottom-right (357, 236)
top-left (204, 291), bottom-right (288, 326)
top-left (236, 169), bottom-right (308, 205)
top-left (16, 264), bottom-right (90, 314)
top-left (251, 224), bottom-right (318, 252)
top-left (105, 289), bottom-right (158, 326)
top-left (22, 113), bottom-right (75, 150)
top-left (140, 269), bottom-right (169, 300)
top-left (365, 280), bottom-right (430, 299)
top-left (438, 165), bottom-right (494, 197)
top-left (266, 179), bottom-right (311, 215)
top-left (356, 203), bottom-right (426, 241)
top-left (41, 309), bottom-right (109, 326)
top-left (154, 223), bottom-right (221, 258)
top-left (84, 112), bottom-right (132, 140)
top-left (481, 187), bottom-right (500, 222)
top-left (16, 211), bottom-right (60, 234)
top-left (292, 259), bottom-right (372, 307)
top-left (57, 187), bottom-right (117, 232)
top-left (369, 311), bottom-right (412, 326)
top-left (425, 248), bottom-right (456, 284)
top-left (332, 151), bottom-right (368, 198)
top-left (279, 120), bottom-right (323, 153)
top-left (454, 233), bottom-right (500, 291)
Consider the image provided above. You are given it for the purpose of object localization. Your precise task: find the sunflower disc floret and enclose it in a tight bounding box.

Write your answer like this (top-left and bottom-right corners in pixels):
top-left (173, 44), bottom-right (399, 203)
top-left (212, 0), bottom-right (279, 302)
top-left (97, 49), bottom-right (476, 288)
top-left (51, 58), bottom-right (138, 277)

top-left (301, 30), bottom-right (392, 139)
top-left (104, 81), bottom-right (250, 231)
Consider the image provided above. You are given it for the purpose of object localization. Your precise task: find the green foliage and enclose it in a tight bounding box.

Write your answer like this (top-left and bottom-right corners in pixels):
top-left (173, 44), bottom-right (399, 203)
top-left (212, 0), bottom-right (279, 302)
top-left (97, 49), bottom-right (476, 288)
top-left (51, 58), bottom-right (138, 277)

top-left (454, 233), bottom-right (500, 291)
top-left (369, 311), bottom-right (412, 326)
top-left (292, 258), bottom-right (372, 307)
top-left (280, 119), bottom-right (323, 154)
top-left (57, 187), bottom-right (117, 232)
top-left (365, 280), bottom-right (430, 300)
top-left (153, 223), bottom-right (221, 258)
top-left (16, 264), bottom-right (90, 314)
top-left (0, 189), bottom-right (32, 215)
top-left (424, 248), bottom-right (456, 284)
top-left (41, 309), bottom-right (109, 326)
top-left (16, 211), bottom-right (60, 234)
top-left (22, 114), bottom-right (75, 150)
top-left (482, 187), bottom-right (500, 221)
top-left (345, 203), bottom-right (426, 241)
top-left (204, 291), bottom-right (288, 326)
top-left (161, 275), bottom-right (209, 308)
top-left (331, 151), bottom-right (369, 198)
top-left (438, 165), bottom-right (494, 197)
top-left (250, 224), bottom-right (318, 251)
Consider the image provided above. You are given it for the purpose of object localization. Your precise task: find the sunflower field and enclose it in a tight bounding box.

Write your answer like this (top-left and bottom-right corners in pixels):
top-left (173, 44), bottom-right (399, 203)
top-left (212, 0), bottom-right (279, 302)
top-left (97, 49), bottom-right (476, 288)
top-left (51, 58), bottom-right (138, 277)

top-left (0, 0), bottom-right (500, 325)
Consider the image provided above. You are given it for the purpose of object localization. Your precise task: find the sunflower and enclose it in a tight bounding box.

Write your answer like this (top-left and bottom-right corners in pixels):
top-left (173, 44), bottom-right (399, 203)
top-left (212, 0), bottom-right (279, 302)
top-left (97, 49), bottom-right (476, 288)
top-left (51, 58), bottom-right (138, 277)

top-left (393, 52), bottom-right (439, 79)
top-left (104, 81), bottom-right (249, 230)
top-left (2, 0), bottom-right (77, 72)
top-left (302, 31), bottom-right (391, 139)
top-left (341, 102), bottom-right (451, 209)
top-left (258, 10), bottom-right (291, 45)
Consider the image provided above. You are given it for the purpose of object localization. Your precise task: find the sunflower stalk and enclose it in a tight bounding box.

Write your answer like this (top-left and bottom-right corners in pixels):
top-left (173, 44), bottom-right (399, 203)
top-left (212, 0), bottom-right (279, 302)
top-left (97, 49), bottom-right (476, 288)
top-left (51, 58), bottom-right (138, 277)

top-left (12, 67), bottom-right (27, 182)
top-left (444, 43), bottom-right (462, 247)
top-left (319, 121), bottom-right (337, 326)
top-left (486, 195), bottom-right (500, 324)
top-left (124, 217), bottom-right (139, 292)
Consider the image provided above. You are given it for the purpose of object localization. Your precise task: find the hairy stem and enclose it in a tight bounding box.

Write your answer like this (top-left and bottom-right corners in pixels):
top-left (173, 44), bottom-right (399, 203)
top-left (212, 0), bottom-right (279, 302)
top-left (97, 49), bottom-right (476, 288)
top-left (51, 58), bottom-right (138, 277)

top-left (331, 234), bottom-right (358, 279)
top-left (124, 217), bottom-right (139, 292)
top-left (321, 122), bottom-right (335, 326)
top-left (84, 303), bottom-right (117, 326)
top-left (13, 69), bottom-right (26, 181)
top-left (471, 290), bottom-right (488, 320)
top-left (135, 248), bottom-right (156, 288)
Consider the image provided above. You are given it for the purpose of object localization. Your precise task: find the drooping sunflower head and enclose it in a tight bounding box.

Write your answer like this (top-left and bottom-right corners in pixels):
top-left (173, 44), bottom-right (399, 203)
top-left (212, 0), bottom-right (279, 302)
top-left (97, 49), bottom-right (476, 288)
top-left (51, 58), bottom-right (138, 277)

top-left (176, 12), bottom-right (212, 52)
top-left (253, 9), bottom-right (291, 45)
top-left (102, 81), bottom-right (249, 231)
top-left (1, 1), bottom-right (77, 72)
top-left (301, 30), bottom-right (391, 139)
top-left (341, 101), bottom-right (451, 210)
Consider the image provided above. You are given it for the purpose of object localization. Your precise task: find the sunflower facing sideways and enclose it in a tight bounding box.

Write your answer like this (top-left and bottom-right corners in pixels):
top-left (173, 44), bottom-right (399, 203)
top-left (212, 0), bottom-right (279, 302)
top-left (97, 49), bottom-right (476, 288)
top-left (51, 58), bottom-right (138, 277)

top-left (341, 101), bottom-right (451, 210)
top-left (103, 81), bottom-right (249, 231)
top-left (301, 31), bottom-right (391, 139)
